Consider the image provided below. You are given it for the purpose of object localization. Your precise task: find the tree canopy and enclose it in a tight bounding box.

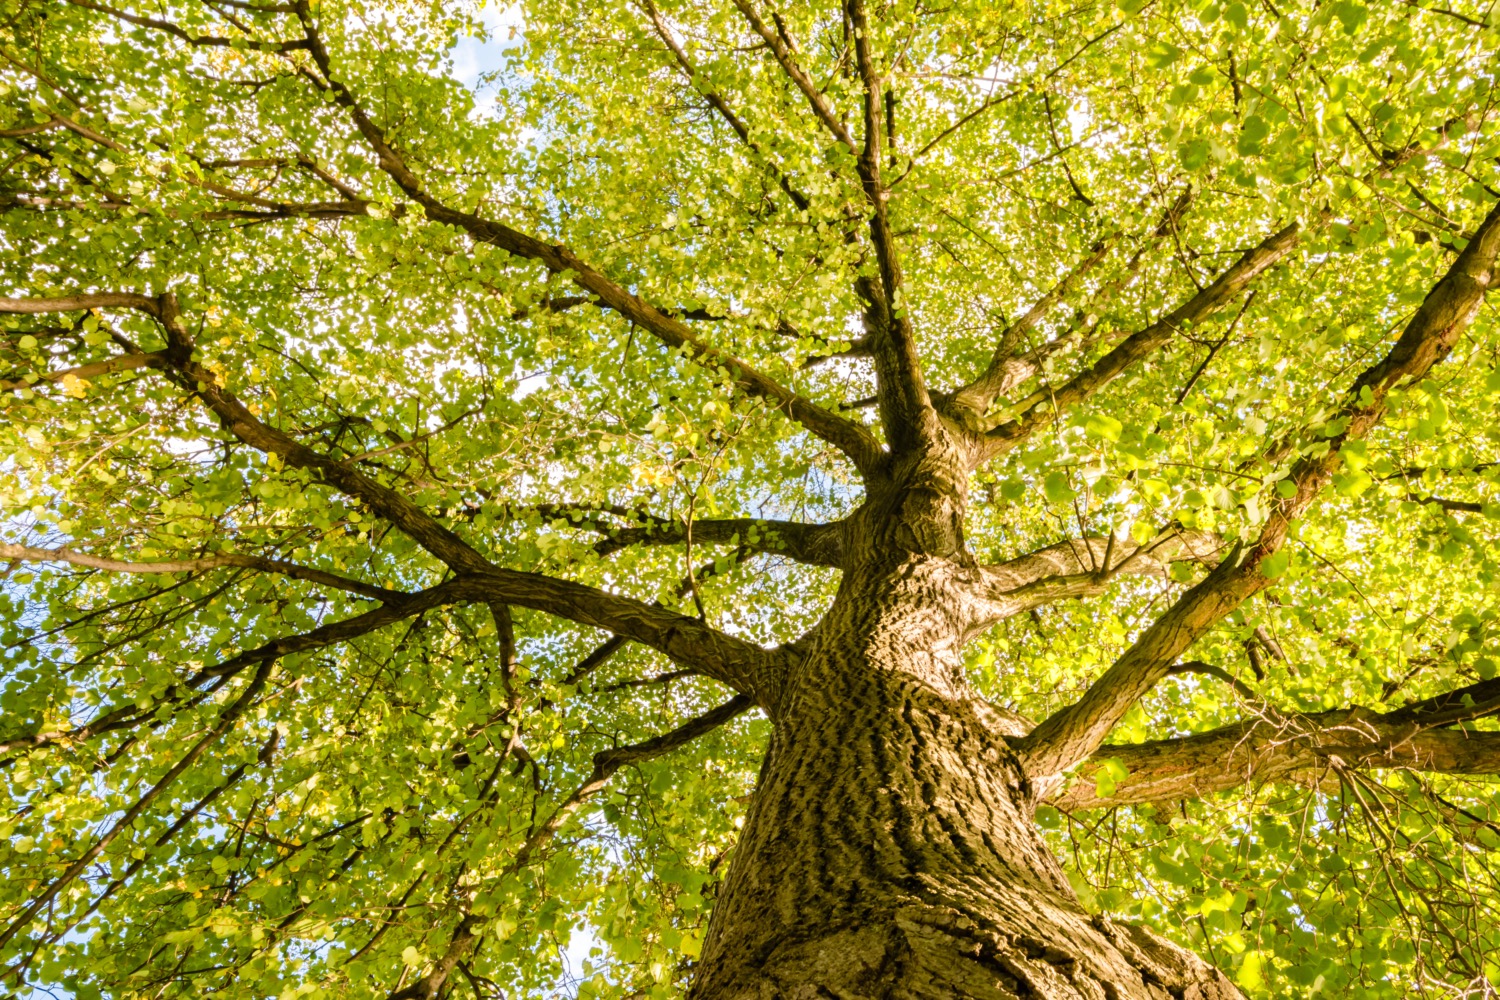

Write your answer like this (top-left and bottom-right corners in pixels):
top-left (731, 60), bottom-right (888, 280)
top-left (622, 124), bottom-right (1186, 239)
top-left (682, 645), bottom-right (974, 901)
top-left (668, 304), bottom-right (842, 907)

top-left (2, 0), bottom-right (1500, 996)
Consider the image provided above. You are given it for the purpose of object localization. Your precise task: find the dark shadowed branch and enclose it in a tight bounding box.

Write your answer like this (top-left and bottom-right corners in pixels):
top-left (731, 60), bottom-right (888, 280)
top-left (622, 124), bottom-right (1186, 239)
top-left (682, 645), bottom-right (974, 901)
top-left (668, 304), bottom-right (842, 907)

top-left (386, 693), bottom-right (754, 1000)
top-left (0, 578), bottom-right (480, 760)
top-left (0, 543), bottom-right (404, 602)
top-left (0, 658), bottom-right (273, 950)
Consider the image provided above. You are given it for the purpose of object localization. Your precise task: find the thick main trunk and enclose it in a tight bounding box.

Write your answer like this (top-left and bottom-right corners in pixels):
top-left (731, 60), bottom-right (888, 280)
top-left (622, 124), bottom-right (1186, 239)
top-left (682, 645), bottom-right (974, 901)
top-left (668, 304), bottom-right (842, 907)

top-left (690, 560), bottom-right (1239, 1000)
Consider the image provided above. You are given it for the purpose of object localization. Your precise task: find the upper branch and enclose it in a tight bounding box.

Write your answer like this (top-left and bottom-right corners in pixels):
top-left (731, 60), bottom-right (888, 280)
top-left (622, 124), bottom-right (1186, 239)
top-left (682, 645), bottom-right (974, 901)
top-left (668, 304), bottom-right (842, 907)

top-left (843, 0), bottom-right (942, 461)
top-left (639, 0), bottom-right (811, 213)
top-left (0, 577), bottom-right (474, 759)
top-left (947, 235), bottom-right (1119, 416)
top-left (972, 530), bottom-right (1224, 626)
top-left (0, 292), bottom-right (495, 574)
top-left (977, 221), bottom-right (1302, 465)
top-left (729, 0), bottom-right (856, 153)
top-left (282, 3), bottom-right (883, 476)
top-left (63, 0), bottom-right (309, 50)
top-left (966, 193), bottom-right (1194, 413)
top-left (1016, 199), bottom-right (1500, 780)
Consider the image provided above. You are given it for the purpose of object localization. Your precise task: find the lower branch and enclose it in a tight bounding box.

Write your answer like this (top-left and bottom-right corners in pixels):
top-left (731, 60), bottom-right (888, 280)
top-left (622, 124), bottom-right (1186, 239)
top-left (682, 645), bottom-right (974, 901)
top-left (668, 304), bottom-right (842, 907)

top-left (0, 658), bottom-right (272, 951)
top-left (0, 578), bottom-right (475, 759)
top-left (389, 694), bottom-right (753, 1000)
top-left (1051, 703), bottom-right (1500, 812)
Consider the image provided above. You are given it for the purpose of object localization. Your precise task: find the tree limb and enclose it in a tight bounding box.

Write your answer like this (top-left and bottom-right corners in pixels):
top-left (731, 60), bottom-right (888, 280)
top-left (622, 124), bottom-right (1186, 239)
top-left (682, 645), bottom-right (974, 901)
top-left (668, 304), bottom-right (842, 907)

top-left (0, 658), bottom-right (273, 951)
top-left (470, 569), bottom-right (786, 709)
top-left (842, 0), bottom-right (944, 462)
top-left (0, 578), bottom-right (478, 759)
top-left (0, 542), bottom-right (404, 602)
top-left (281, 2), bottom-right (883, 477)
top-left (1017, 199), bottom-right (1500, 780)
top-left (539, 508), bottom-right (844, 567)
top-left (1051, 680), bottom-right (1500, 811)
top-left (972, 530), bottom-right (1224, 625)
top-left (948, 236), bottom-right (1119, 415)
top-left (0, 292), bottom-right (496, 574)
top-left (978, 221), bottom-right (1301, 464)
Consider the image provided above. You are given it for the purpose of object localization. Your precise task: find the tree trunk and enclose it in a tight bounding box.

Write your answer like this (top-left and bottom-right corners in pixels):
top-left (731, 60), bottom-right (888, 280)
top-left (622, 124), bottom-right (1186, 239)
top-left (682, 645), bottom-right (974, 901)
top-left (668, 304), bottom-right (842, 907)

top-left (689, 553), bottom-right (1240, 1000)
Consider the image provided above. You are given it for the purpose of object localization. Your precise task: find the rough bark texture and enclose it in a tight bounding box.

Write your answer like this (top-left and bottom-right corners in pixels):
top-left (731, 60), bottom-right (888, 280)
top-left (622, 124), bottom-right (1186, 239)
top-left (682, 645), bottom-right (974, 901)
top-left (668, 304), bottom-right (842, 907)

top-left (689, 485), bottom-right (1240, 1000)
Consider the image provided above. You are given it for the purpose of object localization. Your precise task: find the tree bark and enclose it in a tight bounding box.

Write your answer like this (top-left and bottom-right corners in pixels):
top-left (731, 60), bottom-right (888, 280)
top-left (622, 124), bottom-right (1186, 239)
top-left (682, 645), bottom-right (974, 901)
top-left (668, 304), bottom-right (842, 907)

top-left (690, 548), bottom-right (1239, 999)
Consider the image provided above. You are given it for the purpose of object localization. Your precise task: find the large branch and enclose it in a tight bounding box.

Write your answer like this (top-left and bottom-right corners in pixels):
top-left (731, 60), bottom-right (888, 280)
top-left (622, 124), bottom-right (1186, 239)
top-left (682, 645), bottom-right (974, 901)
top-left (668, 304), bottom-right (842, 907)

top-left (0, 292), bottom-right (495, 574)
top-left (1050, 678), bottom-right (1500, 811)
top-left (973, 530), bottom-right (1224, 625)
top-left (0, 294), bottom-right (791, 707)
top-left (948, 236), bottom-right (1119, 416)
top-left (638, 0), bottom-right (811, 214)
top-left (281, 3), bottom-right (882, 477)
top-left (572, 511), bottom-right (845, 567)
top-left (471, 569), bottom-right (787, 709)
top-left (948, 189), bottom-right (1195, 418)
top-left (0, 542), bottom-right (403, 602)
top-left (977, 221), bottom-right (1302, 464)
top-left (1017, 199), bottom-right (1500, 780)
top-left (62, 0), bottom-right (308, 50)
top-left (844, 0), bottom-right (943, 461)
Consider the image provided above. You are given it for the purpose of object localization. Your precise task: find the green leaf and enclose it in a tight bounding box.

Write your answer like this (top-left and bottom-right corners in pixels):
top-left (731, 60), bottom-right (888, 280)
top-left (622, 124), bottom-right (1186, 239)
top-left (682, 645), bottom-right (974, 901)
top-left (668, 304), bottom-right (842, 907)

top-left (1333, 1), bottom-right (1369, 32)
top-left (1084, 413), bottom-right (1124, 442)
top-left (1237, 115), bottom-right (1270, 156)
top-left (1179, 139), bottom-right (1212, 171)
top-left (1259, 549), bottom-right (1291, 579)
top-left (1045, 471), bottom-right (1078, 503)
top-left (1237, 951), bottom-right (1265, 990)
top-left (1094, 757), bottom-right (1130, 798)
top-left (1146, 42), bottom-right (1183, 68)
top-left (1335, 470), bottom-right (1372, 496)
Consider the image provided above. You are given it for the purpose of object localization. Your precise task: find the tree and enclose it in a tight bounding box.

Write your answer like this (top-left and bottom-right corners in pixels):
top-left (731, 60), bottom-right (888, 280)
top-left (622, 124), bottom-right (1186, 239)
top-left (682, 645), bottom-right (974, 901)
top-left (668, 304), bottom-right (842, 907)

top-left (2, 0), bottom-right (1499, 995)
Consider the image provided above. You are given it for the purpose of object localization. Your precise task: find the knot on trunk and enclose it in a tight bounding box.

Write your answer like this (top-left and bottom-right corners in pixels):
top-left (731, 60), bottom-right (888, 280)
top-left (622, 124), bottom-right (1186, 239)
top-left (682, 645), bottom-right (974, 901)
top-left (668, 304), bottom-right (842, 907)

top-left (892, 486), bottom-right (968, 561)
